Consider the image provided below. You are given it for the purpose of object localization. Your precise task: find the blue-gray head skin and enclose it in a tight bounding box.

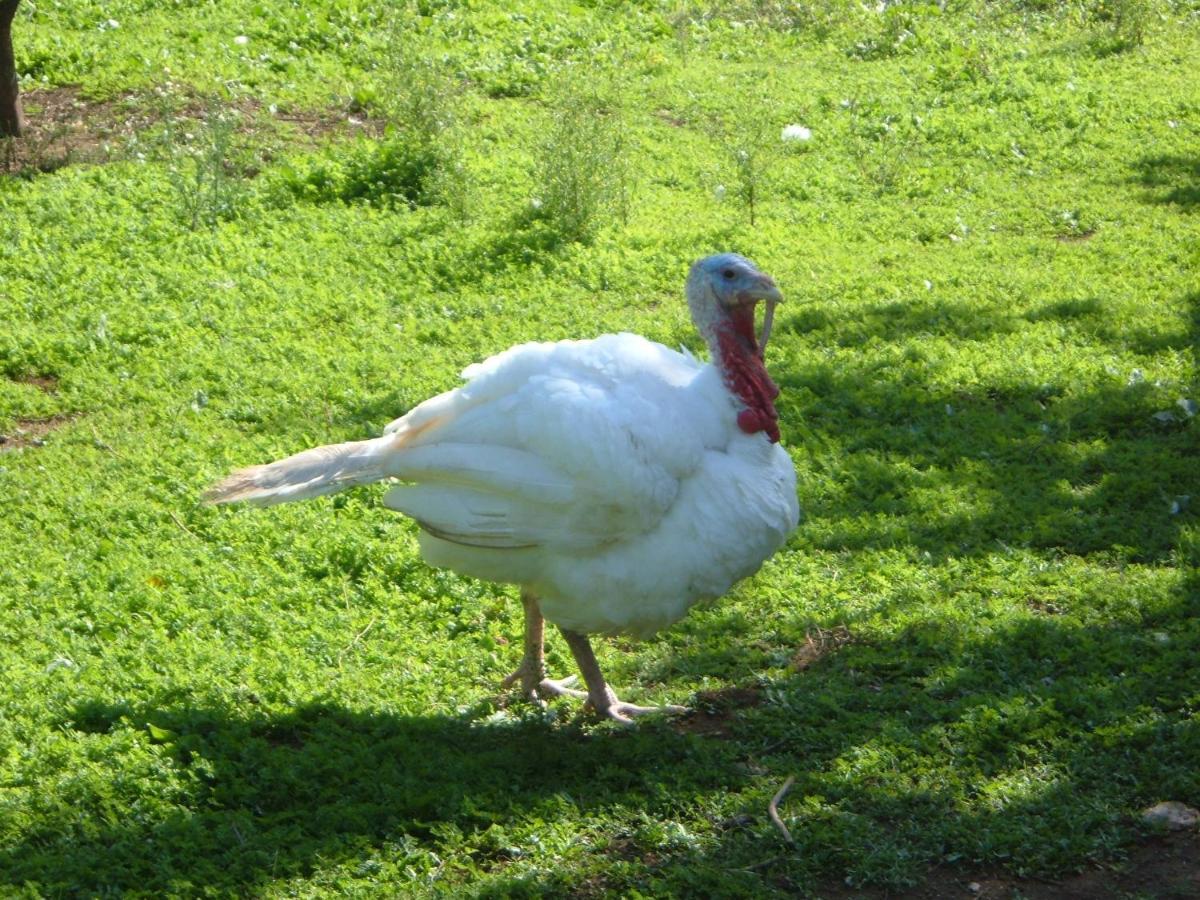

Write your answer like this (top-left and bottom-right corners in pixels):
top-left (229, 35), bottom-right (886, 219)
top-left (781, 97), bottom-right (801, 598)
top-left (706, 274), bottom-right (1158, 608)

top-left (685, 253), bottom-right (783, 353)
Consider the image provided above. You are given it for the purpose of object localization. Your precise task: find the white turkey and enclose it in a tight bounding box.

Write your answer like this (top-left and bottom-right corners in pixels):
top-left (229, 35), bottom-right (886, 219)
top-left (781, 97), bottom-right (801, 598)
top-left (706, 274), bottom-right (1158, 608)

top-left (205, 253), bottom-right (799, 723)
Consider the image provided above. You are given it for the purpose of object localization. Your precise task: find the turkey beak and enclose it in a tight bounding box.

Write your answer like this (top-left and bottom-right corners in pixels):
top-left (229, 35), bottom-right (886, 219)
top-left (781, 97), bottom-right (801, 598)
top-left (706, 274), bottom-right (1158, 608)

top-left (755, 277), bottom-right (783, 357)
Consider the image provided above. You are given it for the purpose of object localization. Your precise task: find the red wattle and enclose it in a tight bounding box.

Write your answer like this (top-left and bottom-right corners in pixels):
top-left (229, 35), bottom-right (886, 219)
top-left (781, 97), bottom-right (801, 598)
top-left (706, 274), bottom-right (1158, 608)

top-left (728, 304), bottom-right (759, 348)
top-left (737, 409), bottom-right (763, 432)
top-left (716, 322), bottom-right (781, 443)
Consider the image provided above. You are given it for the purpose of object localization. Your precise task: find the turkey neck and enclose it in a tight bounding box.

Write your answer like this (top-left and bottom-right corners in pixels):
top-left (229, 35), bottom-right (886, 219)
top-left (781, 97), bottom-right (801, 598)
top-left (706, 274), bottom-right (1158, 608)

top-left (708, 304), bottom-right (781, 443)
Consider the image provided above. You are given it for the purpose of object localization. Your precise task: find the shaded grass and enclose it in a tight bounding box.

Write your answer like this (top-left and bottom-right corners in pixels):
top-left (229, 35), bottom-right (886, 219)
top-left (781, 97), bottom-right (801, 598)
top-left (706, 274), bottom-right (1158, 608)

top-left (4, 573), bottom-right (1196, 894)
top-left (1134, 153), bottom-right (1200, 210)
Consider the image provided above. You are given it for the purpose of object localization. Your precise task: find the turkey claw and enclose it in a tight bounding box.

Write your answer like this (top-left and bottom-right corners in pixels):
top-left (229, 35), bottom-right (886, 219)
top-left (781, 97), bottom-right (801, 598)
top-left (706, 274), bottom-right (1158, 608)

top-left (532, 676), bottom-right (586, 702)
top-left (588, 693), bottom-right (690, 726)
top-left (501, 664), bottom-right (585, 705)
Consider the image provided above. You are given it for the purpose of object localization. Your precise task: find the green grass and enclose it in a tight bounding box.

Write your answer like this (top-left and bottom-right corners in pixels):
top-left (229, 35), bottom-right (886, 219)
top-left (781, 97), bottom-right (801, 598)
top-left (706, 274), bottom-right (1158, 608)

top-left (2, 1), bottom-right (1199, 896)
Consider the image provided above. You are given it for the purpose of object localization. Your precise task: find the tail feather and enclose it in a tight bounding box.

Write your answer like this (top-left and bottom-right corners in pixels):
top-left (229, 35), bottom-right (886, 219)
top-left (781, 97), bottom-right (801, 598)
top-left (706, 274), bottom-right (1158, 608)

top-left (203, 435), bottom-right (396, 506)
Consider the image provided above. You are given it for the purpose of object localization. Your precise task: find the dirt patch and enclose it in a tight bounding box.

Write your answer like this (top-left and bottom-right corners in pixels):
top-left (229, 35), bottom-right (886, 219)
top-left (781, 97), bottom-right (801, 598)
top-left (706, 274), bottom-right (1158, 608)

top-left (2, 86), bottom-right (119, 172)
top-left (9, 373), bottom-right (59, 393)
top-left (789, 624), bottom-right (853, 671)
top-left (0, 412), bottom-right (79, 451)
top-left (2, 85), bottom-right (385, 176)
top-left (654, 108), bottom-right (688, 127)
top-left (272, 105), bottom-right (385, 141)
top-left (1027, 596), bottom-right (1066, 615)
top-left (673, 685), bottom-right (763, 738)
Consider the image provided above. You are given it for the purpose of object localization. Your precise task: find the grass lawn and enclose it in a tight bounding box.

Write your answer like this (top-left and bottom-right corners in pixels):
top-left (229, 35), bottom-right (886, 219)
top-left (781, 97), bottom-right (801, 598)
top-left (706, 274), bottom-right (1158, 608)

top-left (2, 1), bottom-right (1198, 896)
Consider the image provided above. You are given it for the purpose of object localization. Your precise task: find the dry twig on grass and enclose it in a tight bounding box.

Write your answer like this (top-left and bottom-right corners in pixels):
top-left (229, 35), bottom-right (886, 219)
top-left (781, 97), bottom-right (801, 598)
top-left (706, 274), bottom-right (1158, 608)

top-left (168, 510), bottom-right (202, 541)
top-left (338, 616), bottom-right (378, 665)
top-left (769, 775), bottom-right (796, 845)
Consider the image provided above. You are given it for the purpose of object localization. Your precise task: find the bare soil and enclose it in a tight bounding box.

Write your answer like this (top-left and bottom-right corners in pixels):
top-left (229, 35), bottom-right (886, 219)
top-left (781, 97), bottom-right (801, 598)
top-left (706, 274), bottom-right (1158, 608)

top-left (9, 373), bottom-right (58, 392)
top-left (0, 412), bottom-right (79, 451)
top-left (673, 685), bottom-right (765, 738)
top-left (1, 85), bottom-right (384, 175)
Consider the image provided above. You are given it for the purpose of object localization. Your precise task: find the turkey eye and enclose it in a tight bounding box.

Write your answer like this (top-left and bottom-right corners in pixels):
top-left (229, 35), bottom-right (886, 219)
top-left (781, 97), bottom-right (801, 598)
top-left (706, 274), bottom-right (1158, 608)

top-left (721, 269), bottom-right (735, 280)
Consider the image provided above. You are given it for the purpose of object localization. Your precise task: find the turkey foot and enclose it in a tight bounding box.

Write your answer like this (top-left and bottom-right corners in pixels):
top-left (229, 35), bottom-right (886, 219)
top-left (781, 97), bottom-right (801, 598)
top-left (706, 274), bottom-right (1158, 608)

top-left (502, 590), bottom-right (586, 705)
top-left (501, 663), bottom-right (584, 704)
top-left (559, 628), bottom-right (689, 726)
top-left (585, 685), bottom-right (690, 725)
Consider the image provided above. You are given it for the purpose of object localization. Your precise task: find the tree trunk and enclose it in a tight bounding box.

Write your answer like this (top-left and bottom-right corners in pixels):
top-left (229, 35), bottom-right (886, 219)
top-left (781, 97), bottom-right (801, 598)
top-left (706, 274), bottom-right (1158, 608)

top-left (0, 0), bottom-right (23, 139)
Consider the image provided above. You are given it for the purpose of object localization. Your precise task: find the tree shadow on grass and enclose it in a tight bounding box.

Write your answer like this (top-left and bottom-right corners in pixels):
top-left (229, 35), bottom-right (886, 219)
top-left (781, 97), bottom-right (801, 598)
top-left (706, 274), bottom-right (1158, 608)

top-left (772, 290), bottom-right (1199, 564)
top-left (493, 569), bottom-right (1200, 894)
top-left (7, 575), bottom-right (1196, 896)
top-left (411, 208), bottom-right (570, 296)
top-left (785, 293), bottom-right (1024, 347)
top-left (1, 701), bottom-right (743, 895)
top-left (1131, 154), bottom-right (1200, 211)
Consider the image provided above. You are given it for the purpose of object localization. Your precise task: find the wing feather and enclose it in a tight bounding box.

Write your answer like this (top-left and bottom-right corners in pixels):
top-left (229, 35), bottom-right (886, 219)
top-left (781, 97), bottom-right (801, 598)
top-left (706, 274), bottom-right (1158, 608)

top-left (377, 335), bottom-right (722, 557)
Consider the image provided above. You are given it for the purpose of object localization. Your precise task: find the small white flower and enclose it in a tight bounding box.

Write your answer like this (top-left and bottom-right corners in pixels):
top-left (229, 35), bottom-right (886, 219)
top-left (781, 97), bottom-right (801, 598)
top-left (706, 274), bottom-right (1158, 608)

top-left (839, 98), bottom-right (852, 109)
top-left (1066, 81), bottom-right (1076, 91)
top-left (781, 124), bottom-right (812, 142)
top-left (530, 197), bottom-right (543, 210)
top-left (234, 34), bottom-right (250, 46)
top-left (102, 19), bottom-right (120, 30)
top-left (45, 657), bottom-right (76, 673)
top-left (923, 279), bottom-right (933, 291)
top-left (713, 184), bottom-right (726, 201)
top-left (1168, 120), bottom-right (1179, 129)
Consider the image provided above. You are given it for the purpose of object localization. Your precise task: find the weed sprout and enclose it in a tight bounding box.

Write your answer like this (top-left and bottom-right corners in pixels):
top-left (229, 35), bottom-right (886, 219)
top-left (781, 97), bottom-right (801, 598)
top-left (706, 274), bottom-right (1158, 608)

top-left (532, 77), bottom-right (631, 243)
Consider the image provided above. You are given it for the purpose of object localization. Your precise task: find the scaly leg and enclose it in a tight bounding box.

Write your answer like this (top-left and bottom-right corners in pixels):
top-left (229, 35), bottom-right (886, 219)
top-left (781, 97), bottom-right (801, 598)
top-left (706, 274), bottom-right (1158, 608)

top-left (501, 590), bottom-right (585, 704)
top-left (559, 628), bottom-right (688, 725)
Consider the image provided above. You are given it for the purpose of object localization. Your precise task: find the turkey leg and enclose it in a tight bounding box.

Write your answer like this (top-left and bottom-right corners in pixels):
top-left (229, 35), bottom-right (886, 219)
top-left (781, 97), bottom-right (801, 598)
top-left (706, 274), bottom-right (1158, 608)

top-left (501, 590), bottom-right (585, 704)
top-left (558, 628), bottom-right (688, 725)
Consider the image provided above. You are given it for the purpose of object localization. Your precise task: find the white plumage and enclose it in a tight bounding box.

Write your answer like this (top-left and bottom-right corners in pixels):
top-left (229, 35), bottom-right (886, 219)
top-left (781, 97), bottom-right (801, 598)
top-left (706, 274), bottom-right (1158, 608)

top-left (207, 253), bottom-right (799, 722)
